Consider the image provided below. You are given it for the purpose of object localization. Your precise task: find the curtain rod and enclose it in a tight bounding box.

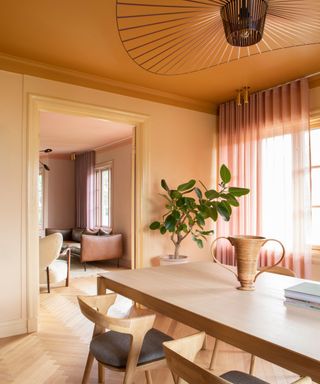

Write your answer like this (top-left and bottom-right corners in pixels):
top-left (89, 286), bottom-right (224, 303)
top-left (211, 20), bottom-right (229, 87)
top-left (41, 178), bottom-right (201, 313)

top-left (219, 71), bottom-right (320, 110)
top-left (253, 71), bottom-right (320, 95)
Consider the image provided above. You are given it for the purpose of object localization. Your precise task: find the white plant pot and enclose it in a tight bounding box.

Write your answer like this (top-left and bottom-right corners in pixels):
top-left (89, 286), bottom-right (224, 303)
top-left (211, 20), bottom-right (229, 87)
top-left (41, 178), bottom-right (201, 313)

top-left (159, 255), bottom-right (189, 266)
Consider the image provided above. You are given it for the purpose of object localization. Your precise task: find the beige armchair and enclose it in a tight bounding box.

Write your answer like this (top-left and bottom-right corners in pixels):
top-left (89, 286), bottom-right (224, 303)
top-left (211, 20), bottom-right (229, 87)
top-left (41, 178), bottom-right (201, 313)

top-left (39, 233), bottom-right (70, 293)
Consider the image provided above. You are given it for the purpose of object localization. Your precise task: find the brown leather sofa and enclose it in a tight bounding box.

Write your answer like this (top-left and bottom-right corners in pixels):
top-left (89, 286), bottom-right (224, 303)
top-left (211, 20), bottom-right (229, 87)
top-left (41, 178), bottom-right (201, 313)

top-left (45, 228), bottom-right (123, 268)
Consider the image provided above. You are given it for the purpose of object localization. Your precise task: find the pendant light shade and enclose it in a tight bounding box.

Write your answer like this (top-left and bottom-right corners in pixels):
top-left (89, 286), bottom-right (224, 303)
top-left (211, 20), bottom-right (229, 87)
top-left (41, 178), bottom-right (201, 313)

top-left (116, 0), bottom-right (320, 75)
top-left (221, 0), bottom-right (268, 47)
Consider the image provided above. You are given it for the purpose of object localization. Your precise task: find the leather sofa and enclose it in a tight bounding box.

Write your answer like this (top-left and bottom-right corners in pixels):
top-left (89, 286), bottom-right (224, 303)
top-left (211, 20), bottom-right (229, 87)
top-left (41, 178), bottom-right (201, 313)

top-left (45, 227), bottom-right (123, 268)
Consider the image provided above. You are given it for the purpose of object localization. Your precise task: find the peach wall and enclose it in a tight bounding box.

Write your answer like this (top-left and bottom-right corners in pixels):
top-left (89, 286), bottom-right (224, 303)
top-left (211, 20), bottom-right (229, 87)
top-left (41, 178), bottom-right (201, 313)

top-left (46, 158), bottom-right (75, 228)
top-left (96, 140), bottom-right (133, 268)
top-left (0, 70), bottom-right (26, 336)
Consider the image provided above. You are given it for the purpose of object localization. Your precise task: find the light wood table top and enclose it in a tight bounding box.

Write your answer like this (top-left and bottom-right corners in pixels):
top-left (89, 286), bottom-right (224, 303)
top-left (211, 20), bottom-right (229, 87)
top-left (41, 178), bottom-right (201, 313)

top-left (97, 261), bottom-right (320, 382)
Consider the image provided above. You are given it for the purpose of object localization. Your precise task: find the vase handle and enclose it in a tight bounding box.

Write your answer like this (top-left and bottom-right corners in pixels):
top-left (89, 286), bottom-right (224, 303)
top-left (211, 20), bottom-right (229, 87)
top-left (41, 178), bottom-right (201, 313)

top-left (210, 237), bottom-right (238, 281)
top-left (254, 239), bottom-right (286, 282)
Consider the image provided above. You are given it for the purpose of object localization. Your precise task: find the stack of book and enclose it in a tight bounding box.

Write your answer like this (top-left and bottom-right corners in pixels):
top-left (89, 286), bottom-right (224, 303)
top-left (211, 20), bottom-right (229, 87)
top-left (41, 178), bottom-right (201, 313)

top-left (284, 282), bottom-right (320, 311)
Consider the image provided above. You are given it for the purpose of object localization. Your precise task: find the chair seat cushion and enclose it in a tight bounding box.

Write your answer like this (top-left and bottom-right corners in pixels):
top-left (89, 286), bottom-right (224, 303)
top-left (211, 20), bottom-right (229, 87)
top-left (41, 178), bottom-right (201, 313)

top-left (39, 259), bottom-right (67, 284)
top-left (90, 328), bottom-right (172, 368)
top-left (220, 371), bottom-right (269, 384)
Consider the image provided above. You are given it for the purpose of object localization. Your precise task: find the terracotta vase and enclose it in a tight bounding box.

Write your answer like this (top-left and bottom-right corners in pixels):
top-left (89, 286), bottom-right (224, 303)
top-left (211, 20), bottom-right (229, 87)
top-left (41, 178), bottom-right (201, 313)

top-left (211, 235), bottom-right (285, 290)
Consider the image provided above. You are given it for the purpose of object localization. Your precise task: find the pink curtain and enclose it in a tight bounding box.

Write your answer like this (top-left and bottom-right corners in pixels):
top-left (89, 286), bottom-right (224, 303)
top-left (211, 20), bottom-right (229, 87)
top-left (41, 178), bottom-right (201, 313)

top-left (217, 79), bottom-right (312, 278)
top-left (75, 151), bottom-right (95, 229)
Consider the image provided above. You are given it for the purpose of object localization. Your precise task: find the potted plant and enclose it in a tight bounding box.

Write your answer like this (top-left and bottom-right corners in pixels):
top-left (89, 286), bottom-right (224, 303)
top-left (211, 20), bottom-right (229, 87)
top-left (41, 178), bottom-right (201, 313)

top-left (149, 164), bottom-right (249, 264)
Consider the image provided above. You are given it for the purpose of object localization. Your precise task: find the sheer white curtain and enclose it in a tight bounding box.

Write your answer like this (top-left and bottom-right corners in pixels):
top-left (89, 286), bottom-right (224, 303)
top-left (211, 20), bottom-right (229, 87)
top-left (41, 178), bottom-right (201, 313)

top-left (217, 79), bottom-right (312, 278)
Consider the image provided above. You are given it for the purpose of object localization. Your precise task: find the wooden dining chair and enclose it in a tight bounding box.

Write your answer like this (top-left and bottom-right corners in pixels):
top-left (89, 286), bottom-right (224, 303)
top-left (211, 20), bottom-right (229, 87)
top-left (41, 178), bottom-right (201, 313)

top-left (163, 332), bottom-right (311, 384)
top-left (209, 266), bottom-right (296, 373)
top-left (78, 294), bottom-right (173, 384)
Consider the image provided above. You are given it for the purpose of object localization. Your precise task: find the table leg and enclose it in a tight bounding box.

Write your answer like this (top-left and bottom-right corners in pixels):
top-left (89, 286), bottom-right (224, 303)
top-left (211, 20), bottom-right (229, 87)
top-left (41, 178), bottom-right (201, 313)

top-left (97, 276), bottom-right (107, 294)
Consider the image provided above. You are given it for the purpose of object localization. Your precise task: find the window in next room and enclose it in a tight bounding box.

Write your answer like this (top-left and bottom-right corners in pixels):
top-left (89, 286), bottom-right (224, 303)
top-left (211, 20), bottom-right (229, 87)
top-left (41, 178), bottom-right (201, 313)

top-left (95, 161), bottom-right (112, 228)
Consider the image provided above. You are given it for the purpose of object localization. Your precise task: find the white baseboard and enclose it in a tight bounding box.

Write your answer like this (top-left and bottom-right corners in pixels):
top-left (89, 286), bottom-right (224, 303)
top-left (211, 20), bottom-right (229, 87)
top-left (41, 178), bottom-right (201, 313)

top-left (0, 319), bottom-right (27, 338)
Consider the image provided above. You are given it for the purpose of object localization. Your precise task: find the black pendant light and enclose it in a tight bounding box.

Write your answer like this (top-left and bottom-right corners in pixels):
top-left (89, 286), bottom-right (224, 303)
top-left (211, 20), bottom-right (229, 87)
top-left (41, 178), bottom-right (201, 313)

top-left (221, 0), bottom-right (268, 47)
top-left (116, 0), bottom-right (320, 75)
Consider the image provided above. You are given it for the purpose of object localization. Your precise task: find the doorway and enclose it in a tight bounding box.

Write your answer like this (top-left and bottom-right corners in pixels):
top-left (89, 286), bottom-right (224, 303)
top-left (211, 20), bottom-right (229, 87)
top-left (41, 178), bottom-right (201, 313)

top-left (27, 94), bottom-right (148, 332)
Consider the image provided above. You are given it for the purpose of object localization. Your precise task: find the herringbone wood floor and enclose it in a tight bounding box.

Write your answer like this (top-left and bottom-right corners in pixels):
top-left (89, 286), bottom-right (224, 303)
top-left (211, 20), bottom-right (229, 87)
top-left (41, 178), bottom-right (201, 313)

top-left (0, 276), bottom-right (300, 384)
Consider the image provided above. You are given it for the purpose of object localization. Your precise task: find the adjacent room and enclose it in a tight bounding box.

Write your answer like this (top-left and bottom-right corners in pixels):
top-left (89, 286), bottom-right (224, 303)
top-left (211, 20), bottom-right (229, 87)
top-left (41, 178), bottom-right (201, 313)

top-left (0, 1), bottom-right (319, 384)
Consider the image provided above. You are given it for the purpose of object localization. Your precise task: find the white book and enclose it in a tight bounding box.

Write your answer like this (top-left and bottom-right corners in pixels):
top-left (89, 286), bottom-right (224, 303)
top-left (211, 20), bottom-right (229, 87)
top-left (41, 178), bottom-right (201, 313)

top-left (284, 297), bottom-right (320, 311)
top-left (284, 282), bottom-right (320, 304)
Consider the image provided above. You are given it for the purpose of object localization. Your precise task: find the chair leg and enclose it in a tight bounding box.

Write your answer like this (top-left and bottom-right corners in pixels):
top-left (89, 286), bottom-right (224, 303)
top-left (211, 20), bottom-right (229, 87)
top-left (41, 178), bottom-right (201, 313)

top-left (46, 267), bottom-right (50, 293)
top-left (98, 362), bottom-right (105, 383)
top-left (249, 354), bottom-right (256, 375)
top-left (82, 352), bottom-right (94, 384)
top-left (145, 370), bottom-right (153, 384)
top-left (167, 319), bottom-right (178, 337)
top-left (83, 262), bottom-right (87, 271)
top-left (209, 338), bottom-right (220, 370)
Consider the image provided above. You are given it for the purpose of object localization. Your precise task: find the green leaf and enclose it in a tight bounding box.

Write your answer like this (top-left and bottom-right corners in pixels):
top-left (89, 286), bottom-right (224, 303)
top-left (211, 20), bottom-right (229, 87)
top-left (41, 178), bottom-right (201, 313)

top-left (177, 224), bottom-right (186, 233)
top-left (194, 187), bottom-right (202, 198)
top-left (208, 206), bottom-right (218, 221)
top-left (205, 189), bottom-right (220, 199)
top-left (220, 164), bottom-right (231, 184)
top-left (161, 179), bottom-right (170, 192)
top-left (229, 187), bottom-right (250, 197)
top-left (164, 215), bottom-right (177, 232)
top-left (199, 230), bottom-right (214, 236)
top-left (196, 238), bottom-right (204, 248)
top-left (160, 226), bottom-right (167, 235)
top-left (172, 210), bottom-right (180, 220)
top-left (185, 197), bottom-right (196, 209)
top-left (221, 193), bottom-right (239, 207)
top-left (169, 190), bottom-right (182, 199)
top-left (217, 202), bottom-right (230, 221)
top-left (196, 213), bottom-right (205, 226)
top-left (149, 221), bottom-right (160, 230)
top-left (177, 179), bottom-right (196, 192)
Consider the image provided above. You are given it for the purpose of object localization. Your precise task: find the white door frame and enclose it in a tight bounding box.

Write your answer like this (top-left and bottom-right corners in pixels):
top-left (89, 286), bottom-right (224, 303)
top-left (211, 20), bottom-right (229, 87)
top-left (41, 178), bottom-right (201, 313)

top-left (27, 94), bottom-right (149, 332)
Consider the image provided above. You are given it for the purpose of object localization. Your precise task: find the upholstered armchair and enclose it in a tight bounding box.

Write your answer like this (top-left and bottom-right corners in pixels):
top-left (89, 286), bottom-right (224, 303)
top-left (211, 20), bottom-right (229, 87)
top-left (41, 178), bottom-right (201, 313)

top-left (39, 233), bottom-right (70, 293)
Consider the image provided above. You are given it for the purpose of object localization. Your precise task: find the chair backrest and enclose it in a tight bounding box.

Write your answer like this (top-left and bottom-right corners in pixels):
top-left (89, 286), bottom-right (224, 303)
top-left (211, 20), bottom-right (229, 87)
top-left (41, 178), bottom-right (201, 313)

top-left (163, 332), bottom-right (230, 384)
top-left (39, 232), bottom-right (63, 270)
top-left (78, 294), bottom-right (157, 380)
top-left (78, 294), bottom-right (155, 337)
top-left (163, 333), bottom-right (312, 384)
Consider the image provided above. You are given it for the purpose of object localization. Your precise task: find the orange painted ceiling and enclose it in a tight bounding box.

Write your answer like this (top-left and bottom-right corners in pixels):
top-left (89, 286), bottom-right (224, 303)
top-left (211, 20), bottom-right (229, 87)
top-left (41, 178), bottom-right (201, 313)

top-left (0, 0), bottom-right (319, 111)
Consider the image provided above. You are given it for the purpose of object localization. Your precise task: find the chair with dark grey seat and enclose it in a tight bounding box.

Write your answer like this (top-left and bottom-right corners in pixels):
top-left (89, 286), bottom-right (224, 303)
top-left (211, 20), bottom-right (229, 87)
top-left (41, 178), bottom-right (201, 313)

top-left (163, 332), bottom-right (311, 384)
top-left (78, 294), bottom-right (172, 384)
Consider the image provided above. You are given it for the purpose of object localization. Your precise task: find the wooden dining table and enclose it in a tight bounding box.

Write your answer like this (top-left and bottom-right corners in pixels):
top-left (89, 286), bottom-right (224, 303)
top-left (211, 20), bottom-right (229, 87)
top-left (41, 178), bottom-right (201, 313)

top-left (97, 261), bottom-right (320, 382)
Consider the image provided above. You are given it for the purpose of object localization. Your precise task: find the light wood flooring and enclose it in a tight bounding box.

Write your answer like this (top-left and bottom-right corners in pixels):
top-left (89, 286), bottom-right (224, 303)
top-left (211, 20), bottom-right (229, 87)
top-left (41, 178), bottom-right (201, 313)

top-left (0, 275), bottom-right (301, 384)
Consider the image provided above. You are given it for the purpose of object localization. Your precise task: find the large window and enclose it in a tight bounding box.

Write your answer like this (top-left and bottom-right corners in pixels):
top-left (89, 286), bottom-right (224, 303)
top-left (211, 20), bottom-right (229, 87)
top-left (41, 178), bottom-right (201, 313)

top-left (95, 162), bottom-right (112, 227)
top-left (311, 126), bottom-right (320, 246)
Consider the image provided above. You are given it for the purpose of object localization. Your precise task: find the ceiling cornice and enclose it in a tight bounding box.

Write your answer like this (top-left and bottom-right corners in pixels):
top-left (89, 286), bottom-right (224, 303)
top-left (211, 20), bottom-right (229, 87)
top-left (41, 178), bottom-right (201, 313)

top-left (0, 52), bottom-right (216, 114)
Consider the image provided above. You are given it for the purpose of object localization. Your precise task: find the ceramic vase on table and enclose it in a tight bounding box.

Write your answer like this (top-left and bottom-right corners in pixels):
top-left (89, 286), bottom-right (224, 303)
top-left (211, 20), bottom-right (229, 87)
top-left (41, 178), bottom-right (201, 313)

top-left (211, 235), bottom-right (285, 290)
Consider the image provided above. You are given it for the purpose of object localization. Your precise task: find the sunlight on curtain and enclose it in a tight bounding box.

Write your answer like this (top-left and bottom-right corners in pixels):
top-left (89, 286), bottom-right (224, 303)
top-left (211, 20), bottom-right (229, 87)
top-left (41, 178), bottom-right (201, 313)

top-left (217, 79), bottom-right (311, 278)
